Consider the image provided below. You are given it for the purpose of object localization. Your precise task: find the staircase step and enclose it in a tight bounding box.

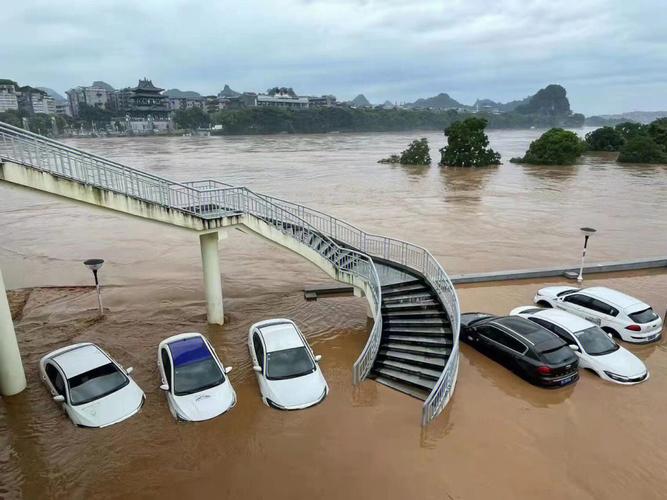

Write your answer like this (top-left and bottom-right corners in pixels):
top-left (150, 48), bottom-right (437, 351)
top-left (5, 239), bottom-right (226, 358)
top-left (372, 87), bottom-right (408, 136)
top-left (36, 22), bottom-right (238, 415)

top-left (382, 293), bottom-right (433, 304)
top-left (371, 375), bottom-right (431, 400)
top-left (373, 367), bottom-right (436, 391)
top-left (386, 318), bottom-right (449, 326)
top-left (384, 326), bottom-right (451, 336)
top-left (382, 300), bottom-right (439, 311)
top-left (384, 335), bottom-right (452, 346)
top-left (382, 283), bottom-right (428, 296)
top-left (378, 349), bottom-right (446, 369)
top-left (383, 309), bottom-right (445, 319)
top-left (381, 279), bottom-right (422, 291)
top-left (382, 342), bottom-right (451, 357)
top-left (376, 359), bottom-right (441, 380)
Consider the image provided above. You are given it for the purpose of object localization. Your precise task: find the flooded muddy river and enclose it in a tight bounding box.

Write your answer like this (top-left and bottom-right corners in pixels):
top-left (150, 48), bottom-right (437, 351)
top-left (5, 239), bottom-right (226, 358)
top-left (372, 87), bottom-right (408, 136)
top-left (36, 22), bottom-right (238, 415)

top-left (1, 129), bottom-right (666, 498)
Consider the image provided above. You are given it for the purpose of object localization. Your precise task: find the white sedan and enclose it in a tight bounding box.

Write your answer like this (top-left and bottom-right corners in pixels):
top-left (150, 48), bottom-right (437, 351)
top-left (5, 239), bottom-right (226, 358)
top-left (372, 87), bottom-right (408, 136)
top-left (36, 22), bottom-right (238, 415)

top-left (157, 333), bottom-right (236, 421)
top-left (248, 319), bottom-right (328, 410)
top-left (511, 306), bottom-right (649, 384)
top-left (39, 343), bottom-right (145, 428)
top-left (533, 286), bottom-right (663, 343)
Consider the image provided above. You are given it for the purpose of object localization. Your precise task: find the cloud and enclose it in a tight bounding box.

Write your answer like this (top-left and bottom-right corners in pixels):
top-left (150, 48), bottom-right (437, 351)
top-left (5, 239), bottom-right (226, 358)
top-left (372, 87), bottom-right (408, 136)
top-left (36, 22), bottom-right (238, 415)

top-left (1, 0), bottom-right (665, 114)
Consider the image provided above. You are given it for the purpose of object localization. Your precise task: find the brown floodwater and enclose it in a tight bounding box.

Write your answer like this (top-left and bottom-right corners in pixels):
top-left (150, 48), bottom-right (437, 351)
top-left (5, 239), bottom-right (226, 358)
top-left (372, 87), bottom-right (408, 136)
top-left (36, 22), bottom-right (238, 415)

top-left (1, 129), bottom-right (667, 499)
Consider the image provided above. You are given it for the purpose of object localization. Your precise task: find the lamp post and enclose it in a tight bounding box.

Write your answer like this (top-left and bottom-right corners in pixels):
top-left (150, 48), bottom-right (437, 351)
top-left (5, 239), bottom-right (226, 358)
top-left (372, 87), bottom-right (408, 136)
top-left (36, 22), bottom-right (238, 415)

top-left (83, 259), bottom-right (105, 315)
top-left (577, 227), bottom-right (597, 283)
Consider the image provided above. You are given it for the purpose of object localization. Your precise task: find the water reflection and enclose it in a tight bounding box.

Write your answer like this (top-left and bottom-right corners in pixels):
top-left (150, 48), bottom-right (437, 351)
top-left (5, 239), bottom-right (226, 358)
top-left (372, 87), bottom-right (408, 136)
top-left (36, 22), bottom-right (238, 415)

top-left (439, 165), bottom-right (497, 205)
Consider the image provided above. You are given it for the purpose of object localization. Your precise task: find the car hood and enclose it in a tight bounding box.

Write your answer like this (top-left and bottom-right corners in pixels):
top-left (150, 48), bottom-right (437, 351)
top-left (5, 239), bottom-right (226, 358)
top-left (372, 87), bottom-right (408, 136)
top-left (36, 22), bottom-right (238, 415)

top-left (265, 369), bottom-right (327, 409)
top-left (595, 347), bottom-right (647, 378)
top-left (171, 381), bottom-right (236, 421)
top-left (537, 286), bottom-right (578, 299)
top-left (71, 380), bottom-right (145, 428)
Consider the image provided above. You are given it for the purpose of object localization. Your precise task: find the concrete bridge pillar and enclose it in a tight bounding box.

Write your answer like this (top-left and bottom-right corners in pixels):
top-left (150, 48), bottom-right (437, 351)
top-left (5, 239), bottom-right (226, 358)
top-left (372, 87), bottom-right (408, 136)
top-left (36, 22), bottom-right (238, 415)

top-left (199, 232), bottom-right (224, 325)
top-left (0, 268), bottom-right (27, 396)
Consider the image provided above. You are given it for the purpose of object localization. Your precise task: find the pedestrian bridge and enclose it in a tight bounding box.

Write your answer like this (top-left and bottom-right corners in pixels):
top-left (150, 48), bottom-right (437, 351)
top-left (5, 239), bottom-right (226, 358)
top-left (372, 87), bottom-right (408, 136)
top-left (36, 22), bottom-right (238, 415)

top-left (0, 121), bottom-right (460, 425)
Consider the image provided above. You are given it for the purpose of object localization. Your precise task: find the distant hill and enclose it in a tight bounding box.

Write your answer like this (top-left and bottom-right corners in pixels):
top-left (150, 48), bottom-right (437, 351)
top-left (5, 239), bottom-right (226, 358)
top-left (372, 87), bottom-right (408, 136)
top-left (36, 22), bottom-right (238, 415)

top-left (92, 81), bottom-right (115, 91)
top-left (165, 88), bottom-right (202, 98)
top-left (473, 96), bottom-right (530, 112)
top-left (351, 94), bottom-right (371, 107)
top-left (586, 110), bottom-right (667, 126)
top-left (37, 87), bottom-right (67, 103)
top-left (515, 84), bottom-right (571, 116)
top-left (219, 84), bottom-right (240, 98)
top-left (407, 92), bottom-right (462, 110)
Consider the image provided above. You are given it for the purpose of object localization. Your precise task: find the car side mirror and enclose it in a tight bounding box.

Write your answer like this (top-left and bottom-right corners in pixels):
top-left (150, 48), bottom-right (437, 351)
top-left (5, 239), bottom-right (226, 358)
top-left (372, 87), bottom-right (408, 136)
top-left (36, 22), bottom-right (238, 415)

top-left (225, 366), bottom-right (233, 374)
top-left (53, 395), bottom-right (65, 403)
top-left (568, 344), bottom-right (579, 351)
top-left (314, 355), bottom-right (322, 362)
top-left (160, 384), bottom-right (169, 391)
top-left (126, 367), bottom-right (134, 375)
top-left (253, 365), bottom-right (262, 373)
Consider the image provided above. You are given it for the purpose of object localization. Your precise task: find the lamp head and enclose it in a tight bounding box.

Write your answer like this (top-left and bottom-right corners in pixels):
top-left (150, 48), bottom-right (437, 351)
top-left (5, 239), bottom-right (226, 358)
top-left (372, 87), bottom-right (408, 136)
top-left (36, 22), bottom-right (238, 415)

top-left (83, 259), bottom-right (104, 272)
top-left (580, 227), bottom-right (597, 237)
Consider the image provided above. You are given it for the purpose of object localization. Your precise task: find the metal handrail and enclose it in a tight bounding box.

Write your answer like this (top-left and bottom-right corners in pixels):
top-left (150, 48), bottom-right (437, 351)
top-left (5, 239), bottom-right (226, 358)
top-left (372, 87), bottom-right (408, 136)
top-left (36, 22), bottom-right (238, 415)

top-left (0, 120), bottom-right (458, 425)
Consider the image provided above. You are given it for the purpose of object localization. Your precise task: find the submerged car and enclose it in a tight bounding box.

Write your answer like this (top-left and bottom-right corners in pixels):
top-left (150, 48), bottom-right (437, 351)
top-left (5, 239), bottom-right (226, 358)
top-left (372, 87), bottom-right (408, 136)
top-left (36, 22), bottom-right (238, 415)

top-left (39, 343), bottom-right (145, 428)
top-left (157, 333), bottom-right (236, 421)
top-left (511, 306), bottom-right (649, 384)
top-left (461, 313), bottom-right (579, 387)
top-left (248, 319), bottom-right (328, 410)
top-left (533, 286), bottom-right (663, 343)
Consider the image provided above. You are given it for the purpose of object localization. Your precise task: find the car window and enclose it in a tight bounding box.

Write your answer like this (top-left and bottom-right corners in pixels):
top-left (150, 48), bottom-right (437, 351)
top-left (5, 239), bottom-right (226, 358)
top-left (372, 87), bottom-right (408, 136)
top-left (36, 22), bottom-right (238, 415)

top-left (540, 346), bottom-right (575, 365)
top-left (563, 294), bottom-right (593, 308)
top-left (161, 348), bottom-right (172, 388)
top-left (68, 363), bottom-right (129, 406)
top-left (574, 326), bottom-right (619, 356)
top-left (46, 363), bottom-right (66, 396)
top-left (478, 325), bottom-right (526, 353)
top-left (253, 332), bottom-right (265, 369)
top-left (530, 318), bottom-right (576, 344)
top-left (628, 307), bottom-right (659, 323)
top-left (265, 347), bottom-right (316, 380)
top-left (588, 298), bottom-right (618, 317)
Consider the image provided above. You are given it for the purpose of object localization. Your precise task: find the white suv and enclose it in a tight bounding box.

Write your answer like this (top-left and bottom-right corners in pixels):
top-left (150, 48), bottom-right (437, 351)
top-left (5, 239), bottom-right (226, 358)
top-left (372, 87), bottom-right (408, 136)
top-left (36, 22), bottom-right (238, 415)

top-left (533, 286), bottom-right (663, 343)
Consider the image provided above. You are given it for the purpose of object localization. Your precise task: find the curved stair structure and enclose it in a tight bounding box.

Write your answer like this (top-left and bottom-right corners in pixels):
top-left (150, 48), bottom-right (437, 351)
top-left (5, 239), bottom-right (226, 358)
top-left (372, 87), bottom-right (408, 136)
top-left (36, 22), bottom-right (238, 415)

top-left (0, 121), bottom-right (460, 425)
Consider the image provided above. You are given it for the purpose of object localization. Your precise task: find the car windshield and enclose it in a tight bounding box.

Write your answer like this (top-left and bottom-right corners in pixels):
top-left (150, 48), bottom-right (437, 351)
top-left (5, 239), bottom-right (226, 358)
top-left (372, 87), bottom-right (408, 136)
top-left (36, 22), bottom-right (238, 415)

top-left (574, 326), bottom-right (619, 356)
top-left (540, 346), bottom-right (575, 365)
top-left (628, 307), bottom-right (659, 324)
top-left (68, 363), bottom-right (129, 405)
top-left (174, 357), bottom-right (224, 396)
top-left (266, 347), bottom-right (315, 380)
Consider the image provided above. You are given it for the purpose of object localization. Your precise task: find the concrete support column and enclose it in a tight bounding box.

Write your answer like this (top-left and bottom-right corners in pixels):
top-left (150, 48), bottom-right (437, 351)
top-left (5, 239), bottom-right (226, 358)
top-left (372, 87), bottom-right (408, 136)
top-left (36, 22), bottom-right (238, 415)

top-left (199, 232), bottom-right (224, 325)
top-left (0, 268), bottom-right (27, 396)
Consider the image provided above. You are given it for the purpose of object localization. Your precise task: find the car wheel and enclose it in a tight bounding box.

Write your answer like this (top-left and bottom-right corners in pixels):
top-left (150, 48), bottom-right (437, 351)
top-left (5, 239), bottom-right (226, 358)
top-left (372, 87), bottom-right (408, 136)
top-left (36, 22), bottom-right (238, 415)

top-left (602, 327), bottom-right (620, 339)
top-left (536, 301), bottom-right (552, 308)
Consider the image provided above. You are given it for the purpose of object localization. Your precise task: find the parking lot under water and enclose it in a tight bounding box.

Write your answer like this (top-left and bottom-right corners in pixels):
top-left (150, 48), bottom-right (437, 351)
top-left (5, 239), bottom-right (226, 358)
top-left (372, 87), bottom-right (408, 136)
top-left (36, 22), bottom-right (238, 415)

top-left (1, 129), bottom-right (666, 499)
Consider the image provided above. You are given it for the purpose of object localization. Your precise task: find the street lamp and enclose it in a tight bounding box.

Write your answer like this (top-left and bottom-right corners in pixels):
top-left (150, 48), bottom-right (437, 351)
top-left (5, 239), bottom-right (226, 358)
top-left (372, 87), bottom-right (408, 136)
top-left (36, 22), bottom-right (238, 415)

top-left (577, 227), bottom-right (597, 283)
top-left (83, 259), bottom-right (105, 315)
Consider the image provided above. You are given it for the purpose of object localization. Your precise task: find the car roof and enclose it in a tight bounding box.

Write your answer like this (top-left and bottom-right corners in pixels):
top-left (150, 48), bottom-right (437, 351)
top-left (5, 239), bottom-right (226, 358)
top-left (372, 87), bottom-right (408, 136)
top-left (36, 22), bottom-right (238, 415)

top-left (52, 344), bottom-right (112, 378)
top-left (490, 316), bottom-right (563, 350)
top-left (582, 287), bottom-right (645, 309)
top-left (530, 309), bottom-right (594, 333)
top-left (167, 336), bottom-right (212, 367)
top-left (258, 322), bottom-right (304, 352)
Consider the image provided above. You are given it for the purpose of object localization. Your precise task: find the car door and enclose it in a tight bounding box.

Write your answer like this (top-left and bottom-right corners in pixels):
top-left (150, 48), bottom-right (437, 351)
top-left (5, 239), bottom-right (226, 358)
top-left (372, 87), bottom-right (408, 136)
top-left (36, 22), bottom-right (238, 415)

top-left (476, 325), bottom-right (523, 369)
top-left (160, 347), bottom-right (177, 415)
top-left (559, 294), bottom-right (599, 324)
top-left (251, 332), bottom-right (270, 396)
top-left (587, 298), bottom-right (619, 330)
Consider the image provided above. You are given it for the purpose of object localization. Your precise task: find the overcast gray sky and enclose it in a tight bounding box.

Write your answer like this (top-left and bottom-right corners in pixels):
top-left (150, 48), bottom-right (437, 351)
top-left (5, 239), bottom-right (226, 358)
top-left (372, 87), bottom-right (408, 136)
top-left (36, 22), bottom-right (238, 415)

top-left (3, 0), bottom-right (666, 115)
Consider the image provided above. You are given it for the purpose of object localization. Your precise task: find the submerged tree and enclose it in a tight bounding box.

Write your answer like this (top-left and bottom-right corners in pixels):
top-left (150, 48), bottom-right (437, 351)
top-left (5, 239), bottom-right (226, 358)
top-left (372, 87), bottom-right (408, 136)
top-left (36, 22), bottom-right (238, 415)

top-left (585, 126), bottom-right (625, 151)
top-left (439, 117), bottom-right (500, 167)
top-left (617, 135), bottom-right (667, 163)
top-left (510, 128), bottom-right (586, 165)
top-left (379, 138), bottom-right (431, 165)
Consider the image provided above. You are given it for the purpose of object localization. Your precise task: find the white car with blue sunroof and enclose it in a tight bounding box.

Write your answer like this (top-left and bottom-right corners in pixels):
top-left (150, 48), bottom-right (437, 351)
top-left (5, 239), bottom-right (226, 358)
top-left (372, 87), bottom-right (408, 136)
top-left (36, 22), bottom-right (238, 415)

top-left (248, 319), bottom-right (328, 410)
top-left (157, 333), bottom-right (236, 422)
top-left (39, 343), bottom-right (145, 428)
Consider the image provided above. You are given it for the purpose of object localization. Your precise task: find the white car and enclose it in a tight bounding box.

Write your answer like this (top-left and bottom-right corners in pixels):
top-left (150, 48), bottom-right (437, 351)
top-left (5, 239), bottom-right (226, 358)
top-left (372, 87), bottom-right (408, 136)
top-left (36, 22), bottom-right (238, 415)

top-left (248, 319), bottom-right (328, 410)
top-left (511, 306), bottom-right (649, 384)
top-left (157, 333), bottom-right (236, 422)
top-left (533, 286), bottom-right (663, 343)
top-left (39, 343), bottom-right (145, 428)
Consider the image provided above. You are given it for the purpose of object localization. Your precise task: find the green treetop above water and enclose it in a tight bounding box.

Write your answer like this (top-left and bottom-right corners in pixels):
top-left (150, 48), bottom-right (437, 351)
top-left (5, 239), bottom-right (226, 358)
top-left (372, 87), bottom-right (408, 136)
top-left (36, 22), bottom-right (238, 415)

top-left (439, 117), bottom-right (501, 167)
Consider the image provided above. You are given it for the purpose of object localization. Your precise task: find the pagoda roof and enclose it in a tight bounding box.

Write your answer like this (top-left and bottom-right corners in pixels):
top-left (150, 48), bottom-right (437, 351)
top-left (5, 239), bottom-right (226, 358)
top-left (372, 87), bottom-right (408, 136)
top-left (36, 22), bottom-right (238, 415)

top-left (132, 78), bottom-right (164, 92)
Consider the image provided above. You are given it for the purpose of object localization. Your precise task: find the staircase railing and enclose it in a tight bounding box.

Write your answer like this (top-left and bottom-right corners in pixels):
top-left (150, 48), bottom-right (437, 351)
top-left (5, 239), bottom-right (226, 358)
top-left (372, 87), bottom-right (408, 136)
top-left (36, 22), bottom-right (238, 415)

top-left (0, 121), bottom-right (458, 425)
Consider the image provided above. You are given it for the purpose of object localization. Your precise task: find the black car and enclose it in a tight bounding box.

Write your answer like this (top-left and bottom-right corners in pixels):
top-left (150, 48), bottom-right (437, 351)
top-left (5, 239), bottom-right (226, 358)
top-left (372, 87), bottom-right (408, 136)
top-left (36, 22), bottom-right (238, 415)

top-left (461, 313), bottom-right (579, 388)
